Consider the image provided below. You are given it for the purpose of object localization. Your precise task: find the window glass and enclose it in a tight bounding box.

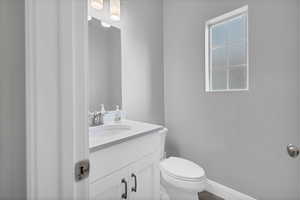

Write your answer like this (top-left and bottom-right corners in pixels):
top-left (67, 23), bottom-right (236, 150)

top-left (206, 6), bottom-right (248, 92)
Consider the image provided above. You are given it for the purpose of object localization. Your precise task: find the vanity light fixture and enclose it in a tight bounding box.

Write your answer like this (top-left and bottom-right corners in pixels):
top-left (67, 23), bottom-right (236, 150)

top-left (110, 0), bottom-right (120, 21)
top-left (91, 0), bottom-right (104, 10)
top-left (101, 21), bottom-right (111, 28)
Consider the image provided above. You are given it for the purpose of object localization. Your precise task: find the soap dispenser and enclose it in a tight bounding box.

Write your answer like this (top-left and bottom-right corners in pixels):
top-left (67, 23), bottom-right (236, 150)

top-left (100, 104), bottom-right (106, 115)
top-left (99, 104), bottom-right (106, 125)
top-left (114, 105), bottom-right (122, 122)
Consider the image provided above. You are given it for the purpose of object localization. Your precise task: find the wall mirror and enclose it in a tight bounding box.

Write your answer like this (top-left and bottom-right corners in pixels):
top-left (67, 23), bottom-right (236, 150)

top-left (88, 17), bottom-right (122, 112)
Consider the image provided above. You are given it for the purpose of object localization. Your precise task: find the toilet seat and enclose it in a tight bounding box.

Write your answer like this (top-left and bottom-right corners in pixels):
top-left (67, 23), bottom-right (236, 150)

top-left (160, 157), bottom-right (207, 192)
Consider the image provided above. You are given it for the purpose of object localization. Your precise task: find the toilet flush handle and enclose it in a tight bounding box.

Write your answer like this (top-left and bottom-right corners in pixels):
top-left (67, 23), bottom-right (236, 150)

top-left (287, 144), bottom-right (299, 158)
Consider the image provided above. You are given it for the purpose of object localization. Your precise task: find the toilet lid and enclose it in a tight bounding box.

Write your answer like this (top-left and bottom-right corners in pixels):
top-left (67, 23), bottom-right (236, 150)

top-left (160, 157), bottom-right (206, 182)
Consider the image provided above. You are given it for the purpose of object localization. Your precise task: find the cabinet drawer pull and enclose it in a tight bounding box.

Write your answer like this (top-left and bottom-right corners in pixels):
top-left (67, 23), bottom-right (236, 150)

top-left (131, 173), bottom-right (137, 192)
top-left (121, 179), bottom-right (128, 199)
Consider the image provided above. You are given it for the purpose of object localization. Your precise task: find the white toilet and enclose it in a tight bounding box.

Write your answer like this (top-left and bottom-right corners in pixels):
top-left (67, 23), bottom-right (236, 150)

top-left (159, 129), bottom-right (207, 200)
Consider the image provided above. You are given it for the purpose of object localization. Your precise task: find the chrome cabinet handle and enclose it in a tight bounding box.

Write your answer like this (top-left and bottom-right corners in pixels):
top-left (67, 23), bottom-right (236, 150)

top-left (287, 144), bottom-right (299, 158)
top-left (131, 173), bottom-right (137, 192)
top-left (121, 179), bottom-right (128, 199)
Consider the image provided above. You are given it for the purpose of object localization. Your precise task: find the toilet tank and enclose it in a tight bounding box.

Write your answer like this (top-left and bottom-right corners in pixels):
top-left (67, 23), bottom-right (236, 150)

top-left (159, 128), bottom-right (168, 160)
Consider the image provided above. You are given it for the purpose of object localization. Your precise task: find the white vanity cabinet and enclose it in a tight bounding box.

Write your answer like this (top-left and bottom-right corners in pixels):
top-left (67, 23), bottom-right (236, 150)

top-left (90, 166), bottom-right (128, 200)
top-left (129, 152), bottom-right (160, 200)
top-left (90, 131), bottom-right (162, 200)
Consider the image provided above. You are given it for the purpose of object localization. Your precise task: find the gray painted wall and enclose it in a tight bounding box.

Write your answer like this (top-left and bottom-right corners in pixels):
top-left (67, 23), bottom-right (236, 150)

top-left (89, 19), bottom-right (122, 111)
top-left (122, 0), bottom-right (164, 124)
top-left (164, 0), bottom-right (300, 199)
top-left (0, 0), bottom-right (26, 199)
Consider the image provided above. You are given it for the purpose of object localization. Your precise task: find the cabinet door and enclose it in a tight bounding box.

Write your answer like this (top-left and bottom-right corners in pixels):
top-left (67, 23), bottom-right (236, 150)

top-left (90, 168), bottom-right (129, 200)
top-left (130, 151), bottom-right (161, 200)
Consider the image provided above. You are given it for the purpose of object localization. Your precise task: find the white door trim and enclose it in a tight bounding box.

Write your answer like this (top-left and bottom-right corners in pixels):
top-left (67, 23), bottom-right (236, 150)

top-left (25, 1), bottom-right (37, 197)
top-left (25, 0), bottom-right (89, 199)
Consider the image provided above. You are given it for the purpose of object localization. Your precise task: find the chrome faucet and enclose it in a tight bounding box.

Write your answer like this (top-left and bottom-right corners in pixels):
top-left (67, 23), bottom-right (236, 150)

top-left (89, 111), bottom-right (106, 126)
top-left (94, 111), bottom-right (104, 126)
top-left (89, 104), bottom-right (106, 126)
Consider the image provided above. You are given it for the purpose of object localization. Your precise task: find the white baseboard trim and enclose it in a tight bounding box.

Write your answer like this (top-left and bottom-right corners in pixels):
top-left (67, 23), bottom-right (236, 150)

top-left (206, 179), bottom-right (257, 200)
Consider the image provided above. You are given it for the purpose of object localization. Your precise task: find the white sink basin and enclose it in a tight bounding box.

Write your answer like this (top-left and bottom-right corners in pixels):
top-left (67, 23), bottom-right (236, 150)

top-left (89, 120), bottom-right (164, 150)
top-left (89, 123), bottom-right (132, 136)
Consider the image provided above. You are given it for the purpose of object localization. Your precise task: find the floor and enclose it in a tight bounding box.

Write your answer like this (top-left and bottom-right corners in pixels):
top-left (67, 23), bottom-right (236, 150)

top-left (198, 191), bottom-right (224, 200)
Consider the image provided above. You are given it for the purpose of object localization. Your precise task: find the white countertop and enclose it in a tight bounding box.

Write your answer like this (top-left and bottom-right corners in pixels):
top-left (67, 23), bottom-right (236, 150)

top-left (89, 120), bottom-right (164, 152)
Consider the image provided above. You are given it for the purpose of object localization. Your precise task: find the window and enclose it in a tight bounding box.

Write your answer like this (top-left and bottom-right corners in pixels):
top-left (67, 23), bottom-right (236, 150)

top-left (205, 6), bottom-right (248, 92)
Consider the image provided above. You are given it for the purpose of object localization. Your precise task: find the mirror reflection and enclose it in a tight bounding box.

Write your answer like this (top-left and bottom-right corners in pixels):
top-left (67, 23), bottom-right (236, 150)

top-left (88, 18), bottom-right (122, 115)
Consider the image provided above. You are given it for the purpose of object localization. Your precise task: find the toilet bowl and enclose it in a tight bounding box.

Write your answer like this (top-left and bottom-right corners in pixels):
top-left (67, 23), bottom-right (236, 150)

top-left (159, 129), bottom-right (207, 200)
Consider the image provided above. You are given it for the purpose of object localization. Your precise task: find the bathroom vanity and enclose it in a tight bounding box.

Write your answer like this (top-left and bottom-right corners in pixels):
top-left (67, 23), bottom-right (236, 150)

top-left (89, 120), bottom-right (165, 200)
top-left (87, 3), bottom-right (165, 199)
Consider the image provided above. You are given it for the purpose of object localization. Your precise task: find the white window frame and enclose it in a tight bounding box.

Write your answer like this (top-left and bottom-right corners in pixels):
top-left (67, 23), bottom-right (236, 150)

top-left (205, 5), bottom-right (249, 92)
